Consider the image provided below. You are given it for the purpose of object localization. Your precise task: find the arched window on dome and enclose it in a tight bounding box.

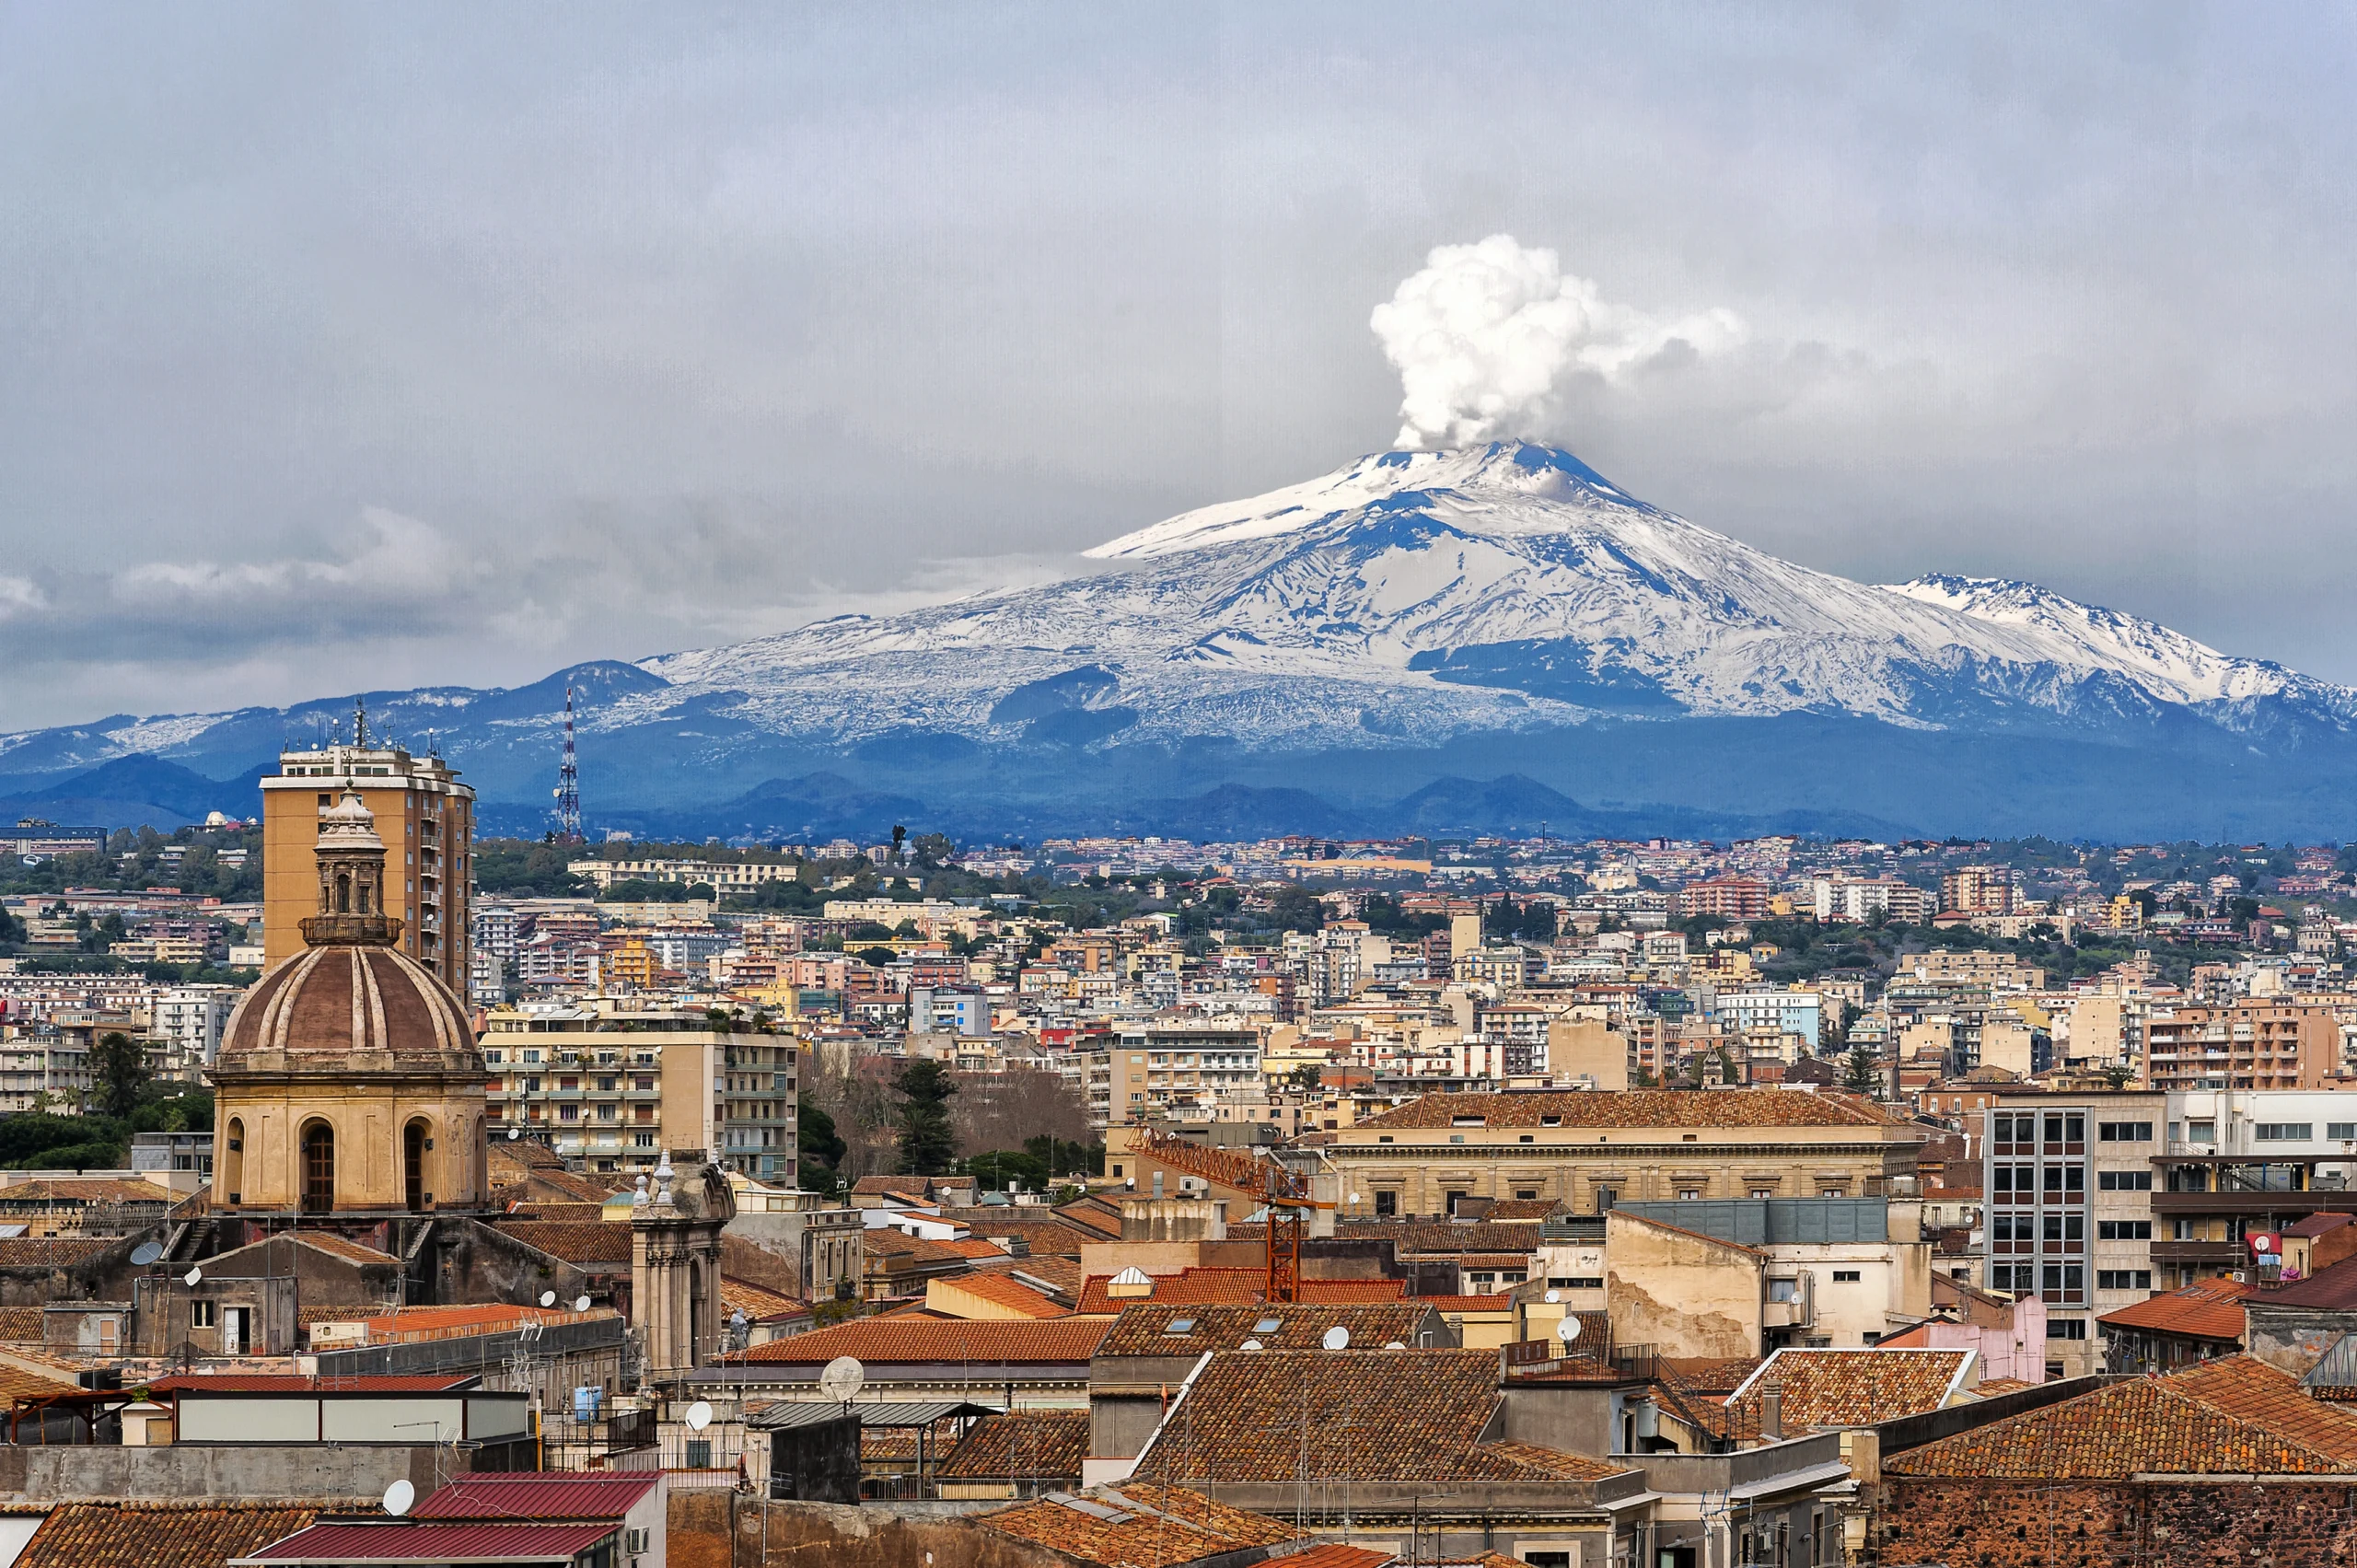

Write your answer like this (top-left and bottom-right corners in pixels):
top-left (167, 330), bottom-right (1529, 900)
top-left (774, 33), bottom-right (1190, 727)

top-left (222, 1117), bottom-right (245, 1206)
top-left (300, 1121), bottom-right (335, 1214)
top-left (403, 1118), bottom-right (430, 1211)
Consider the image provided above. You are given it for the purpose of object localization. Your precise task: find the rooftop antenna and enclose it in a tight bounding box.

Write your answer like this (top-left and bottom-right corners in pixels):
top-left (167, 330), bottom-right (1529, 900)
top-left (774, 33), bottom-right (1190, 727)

top-left (553, 685), bottom-right (584, 845)
top-left (354, 697), bottom-right (368, 750)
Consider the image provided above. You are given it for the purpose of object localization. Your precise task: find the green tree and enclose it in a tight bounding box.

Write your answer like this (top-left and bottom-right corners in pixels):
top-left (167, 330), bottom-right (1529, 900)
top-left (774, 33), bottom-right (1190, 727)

top-left (798, 1101), bottom-right (847, 1193)
top-left (90, 1031), bottom-right (150, 1118)
top-left (1267, 885), bottom-right (1326, 933)
top-left (894, 1059), bottom-right (958, 1175)
top-left (1843, 1045), bottom-right (1881, 1099)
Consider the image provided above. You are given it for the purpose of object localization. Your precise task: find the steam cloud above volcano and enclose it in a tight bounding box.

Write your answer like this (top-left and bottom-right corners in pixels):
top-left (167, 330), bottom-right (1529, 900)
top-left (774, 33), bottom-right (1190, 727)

top-left (1371, 235), bottom-right (1747, 449)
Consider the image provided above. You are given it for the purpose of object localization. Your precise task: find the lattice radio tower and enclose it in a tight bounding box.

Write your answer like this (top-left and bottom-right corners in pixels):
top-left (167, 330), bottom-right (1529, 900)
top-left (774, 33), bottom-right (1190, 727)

top-left (553, 685), bottom-right (584, 844)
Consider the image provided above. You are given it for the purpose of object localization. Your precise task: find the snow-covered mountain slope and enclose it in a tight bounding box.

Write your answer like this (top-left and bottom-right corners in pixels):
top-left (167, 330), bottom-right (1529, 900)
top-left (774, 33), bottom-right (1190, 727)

top-left (6, 440), bottom-right (2351, 821)
top-left (639, 441), bottom-right (2357, 748)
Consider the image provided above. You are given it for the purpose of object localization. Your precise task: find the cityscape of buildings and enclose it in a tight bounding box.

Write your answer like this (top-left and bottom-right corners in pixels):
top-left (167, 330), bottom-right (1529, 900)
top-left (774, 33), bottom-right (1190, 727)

top-left (0, 728), bottom-right (2348, 1563)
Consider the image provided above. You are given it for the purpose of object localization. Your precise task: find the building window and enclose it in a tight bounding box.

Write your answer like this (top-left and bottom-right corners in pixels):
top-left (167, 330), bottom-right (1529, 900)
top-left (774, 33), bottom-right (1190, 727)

top-left (1374, 1191), bottom-right (1397, 1217)
top-left (1832, 1270), bottom-right (1862, 1283)
top-left (1750, 1189), bottom-right (1776, 1199)
top-left (2098, 1270), bottom-right (2154, 1291)
top-left (2047, 1318), bottom-right (2088, 1340)
top-left (2098, 1170), bottom-right (2154, 1191)
top-left (2097, 1220), bottom-right (2153, 1240)
top-left (2255, 1123), bottom-right (2314, 1142)
top-left (191, 1301), bottom-right (215, 1328)
top-left (2098, 1121), bottom-right (2154, 1141)
top-left (2329, 1122), bottom-right (2357, 1141)
top-left (2189, 1121), bottom-right (2217, 1144)
top-left (1678, 1189), bottom-right (1702, 1201)
top-left (1515, 1190), bottom-right (1538, 1202)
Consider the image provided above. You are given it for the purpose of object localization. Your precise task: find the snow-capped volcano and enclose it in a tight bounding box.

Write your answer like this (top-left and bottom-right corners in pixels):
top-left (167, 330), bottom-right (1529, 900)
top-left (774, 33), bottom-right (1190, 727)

top-left (640, 440), bottom-right (2357, 747)
top-left (6, 440), bottom-right (2353, 842)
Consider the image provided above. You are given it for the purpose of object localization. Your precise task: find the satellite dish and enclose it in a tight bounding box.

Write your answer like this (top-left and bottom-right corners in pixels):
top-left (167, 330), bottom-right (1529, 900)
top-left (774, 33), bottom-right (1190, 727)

top-left (685, 1400), bottom-right (714, 1432)
top-left (1385, 1341), bottom-right (1407, 1350)
top-left (129, 1242), bottom-right (163, 1267)
top-left (574, 1295), bottom-right (592, 1312)
top-left (1321, 1326), bottom-right (1351, 1351)
top-left (539, 1291), bottom-right (557, 1307)
top-left (507, 1127), bottom-right (521, 1140)
top-left (1543, 1289), bottom-right (1560, 1304)
top-left (382, 1479), bottom-right (415, 1517)
top-left (818, 1355), bottom-right (866, 1403)
top-left (2254, 1236), bottom-right (2275, 1253)
top-left (1556, 1315), bottom-right (1582, 1343)
top-left (183, 1267), bottom-right (202, 1286)
top-left (1240, 1337), bottom-right (1264, 1351)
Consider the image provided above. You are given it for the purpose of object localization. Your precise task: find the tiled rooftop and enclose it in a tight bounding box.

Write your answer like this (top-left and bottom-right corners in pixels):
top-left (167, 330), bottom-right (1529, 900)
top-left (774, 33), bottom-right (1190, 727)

top-left (981, 1483), bottom-right (1293, 1568)
top-left (1094, 1302), bottom-right (1443, 1357)
top-left (934, 1271), bottom-right (1070, 1318)
top-left (1724, 1348), bottom-right (1975, 1433)
top-left (493, 1220), bottom-right (633, 1265)
top-left (1888, 1355), bottom-right (2357, 1479)
top-left (17, 1500), bottom-right (324, 1568)
top-left (936, 1409), bottom-right (1089, 1480)
top-left (1132, 1349), bottom-right (1512, 1483)
top-left (1356, 1088), bottom-right (1895, 1132)
top-left (1073, 1266), bottom-right (1405, 1315)
top-left (722, 1316), bottom-right (1111, 1366)
top-left (0, 1178), bottom-right (178, 1205)
top-left (2096, 1277), bottom-right (2248, 1342)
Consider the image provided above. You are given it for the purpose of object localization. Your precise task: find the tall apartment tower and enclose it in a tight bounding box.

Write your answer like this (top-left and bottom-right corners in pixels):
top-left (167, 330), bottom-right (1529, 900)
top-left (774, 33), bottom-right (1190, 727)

top-left (260, 716), bottom-right (474, 983)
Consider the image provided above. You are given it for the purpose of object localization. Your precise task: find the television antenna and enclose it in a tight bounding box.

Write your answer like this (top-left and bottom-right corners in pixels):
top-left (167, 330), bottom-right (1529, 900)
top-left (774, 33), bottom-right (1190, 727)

top-left (382, 1479), bottom-right (415, 1517)
top-left (552, 686), bottom-right (584, 845)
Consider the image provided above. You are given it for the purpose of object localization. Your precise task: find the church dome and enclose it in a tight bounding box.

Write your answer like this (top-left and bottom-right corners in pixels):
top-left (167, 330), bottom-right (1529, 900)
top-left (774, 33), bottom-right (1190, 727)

top-left (221, 942), bottom-right (477, 1064)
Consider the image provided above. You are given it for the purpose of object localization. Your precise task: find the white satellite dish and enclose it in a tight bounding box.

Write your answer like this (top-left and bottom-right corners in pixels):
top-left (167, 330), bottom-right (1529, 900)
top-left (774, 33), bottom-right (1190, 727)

top-left (1240, 1338), bottom-right (1264, 1352)
top-left (1556, 1315), bottom-right (1582, 1343)
top-left (539, 1291), bottom-right (556, 1307)
top-left (2254, 1236), bottom-right (2275, 1253)
top-left (574, 1295), bottom-right (592, 1312)
top-left (818, 1355), bottom-right (866, 1403)
top-left (382, 1479), bottom-right (415, 1517)
top-left (507, 1126), bottom-right (520, 1140)
top-left (1321, 1326), bottom-right (1351, 1351)
top-left (1384, 1341), bottom-right (1407, 1350)
top-left (1543, 1289), bottom-right (1560, 1304)
top-left (183, 1267), bottom-right (202, 1286)
top-left (129, 1242), bottom-right (163, 1267)
top-left (684, 1400), bottom-right (714, 1432)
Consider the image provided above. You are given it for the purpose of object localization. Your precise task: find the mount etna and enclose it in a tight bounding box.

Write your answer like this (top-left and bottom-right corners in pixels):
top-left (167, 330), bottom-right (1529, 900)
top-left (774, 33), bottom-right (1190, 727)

top-left (7, 442), bottom-right (2351, 842)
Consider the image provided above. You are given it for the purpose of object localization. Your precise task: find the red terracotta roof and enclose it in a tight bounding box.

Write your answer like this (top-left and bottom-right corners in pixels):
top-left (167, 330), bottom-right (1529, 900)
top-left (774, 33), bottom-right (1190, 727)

top-left (937, 1409), bottom-right (1089, 1480)
top-left (1417, 1295), bottom-right (1515, 1312)
top-left (2096, 1277), bottom-right (2248, 1342)
top-left (1724, 1349), bottom-right (1974, 1431)
top-left (17, 1501), bottom-right (325, 1568)
top-left (1095, 1302), bottom-right (1444, 1357)
top-left (494, 1220), bottom-right (633, 1265)
top-left (1074, 1266), bottom-right (1406, 1315)
top-left (1888, 1355), bottom-right (2357, 1478)
top-left (721, 1316), bottom-right (1110, 1366)
top-left (981, 1484), bottom-right (1293, 1568)
top-left (243, 1519), bottom-right (616, 1562)
top-left (933, 1272), bottom-right (1070, 1318)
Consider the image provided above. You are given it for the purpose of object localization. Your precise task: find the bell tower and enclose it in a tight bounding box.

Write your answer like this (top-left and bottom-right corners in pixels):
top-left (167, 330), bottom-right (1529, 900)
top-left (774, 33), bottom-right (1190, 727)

top-left (305, 785), bottom-right (398, 946)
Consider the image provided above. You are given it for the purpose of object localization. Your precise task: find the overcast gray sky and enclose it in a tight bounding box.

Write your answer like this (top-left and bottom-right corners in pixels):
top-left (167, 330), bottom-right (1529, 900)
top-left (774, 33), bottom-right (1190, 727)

top-left (2, 3), bottom-right (2352, 729)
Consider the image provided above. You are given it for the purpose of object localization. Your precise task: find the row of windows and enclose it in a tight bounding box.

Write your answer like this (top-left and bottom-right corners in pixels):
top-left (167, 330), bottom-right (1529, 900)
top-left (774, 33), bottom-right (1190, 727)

top-left (2098, 1270), bottom-right (2154, 1291)
top-left (1993, 1166), bottom-right (2086, 1193)
top-left (1992, 1214), bottom-right (2082, 1241)
top-left (2100, 1170), bottom-right (2154, 1191)
top-left (1993, 1114), bottom-right (2084, 1144)
top-left (1991, 1263), bottom-right (2085, 1294)
top-left (2098, 1121), bottom-right (2154, 1141)
top-left (2098, 1220), bottom-right (2154, 1240)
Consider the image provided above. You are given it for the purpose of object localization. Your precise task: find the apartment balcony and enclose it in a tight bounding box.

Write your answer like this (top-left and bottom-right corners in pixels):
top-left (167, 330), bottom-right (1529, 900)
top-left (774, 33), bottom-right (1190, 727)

top-left (2151, 1191), bottom-right (2357, 1216)
top-left (2149, 1240), bottom-right (2245, 1265)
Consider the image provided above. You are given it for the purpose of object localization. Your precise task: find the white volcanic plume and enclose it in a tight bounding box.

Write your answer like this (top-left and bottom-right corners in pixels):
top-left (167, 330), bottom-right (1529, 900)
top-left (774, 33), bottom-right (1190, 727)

top-left (1370, 235), bottom-right (1746, 448)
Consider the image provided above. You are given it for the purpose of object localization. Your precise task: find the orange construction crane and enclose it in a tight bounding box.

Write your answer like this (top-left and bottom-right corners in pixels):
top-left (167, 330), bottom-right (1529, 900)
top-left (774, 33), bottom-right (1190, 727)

top-left (1251, 1153), bottom-right (1324, 1303)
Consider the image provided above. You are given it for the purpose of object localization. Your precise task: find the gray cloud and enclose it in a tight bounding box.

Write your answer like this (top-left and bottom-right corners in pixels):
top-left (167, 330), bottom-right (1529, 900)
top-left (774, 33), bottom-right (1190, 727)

top-left (1, 3), bottom-right (2354, 728)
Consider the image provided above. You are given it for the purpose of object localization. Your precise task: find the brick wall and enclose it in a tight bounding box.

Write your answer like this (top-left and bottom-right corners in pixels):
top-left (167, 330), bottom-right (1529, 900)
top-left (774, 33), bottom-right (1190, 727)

top-left (1877, 1478), bottom-right (2357, 1568)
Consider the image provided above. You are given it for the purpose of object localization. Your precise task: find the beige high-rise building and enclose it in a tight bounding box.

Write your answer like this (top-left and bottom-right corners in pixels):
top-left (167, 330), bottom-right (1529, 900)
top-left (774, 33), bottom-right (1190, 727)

top-left (261, 720), bottom-right (473, 985)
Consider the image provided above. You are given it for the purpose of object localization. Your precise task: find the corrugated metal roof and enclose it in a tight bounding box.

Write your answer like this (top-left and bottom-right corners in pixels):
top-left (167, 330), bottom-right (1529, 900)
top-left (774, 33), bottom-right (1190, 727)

top-left (412, 1471), bottom-right (660, 1520)
top-left (751, 1399), bottom-right (1000, 1431)
top-left (239, 1519), bottom-right (617, 1562)
top-left (150, 1375), bottom-right (481, 1394)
